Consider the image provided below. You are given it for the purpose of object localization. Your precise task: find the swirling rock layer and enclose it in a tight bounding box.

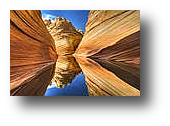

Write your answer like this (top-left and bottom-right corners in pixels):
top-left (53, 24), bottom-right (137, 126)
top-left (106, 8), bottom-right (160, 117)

top-left (75, 10), bottom-right (140, 57)
top-left (10, 10), bottom-right (140, 96)
top-left (10, 10), bottom-right (57, 96)
top-left (75, 10), bottom-right (140, 96)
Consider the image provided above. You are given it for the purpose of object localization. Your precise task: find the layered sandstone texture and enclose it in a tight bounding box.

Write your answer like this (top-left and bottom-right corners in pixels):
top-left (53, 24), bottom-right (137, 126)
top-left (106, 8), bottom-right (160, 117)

top-left (45, 18), bottom-right (83, 55)
top-left (75, 10), bottom-right (140, 96)
top-left (10, 10), bottom-right (140, 96)
top-left (75, 10), bottom-right (140, 57)
top-left (10, 10), bottom-right (57, 96)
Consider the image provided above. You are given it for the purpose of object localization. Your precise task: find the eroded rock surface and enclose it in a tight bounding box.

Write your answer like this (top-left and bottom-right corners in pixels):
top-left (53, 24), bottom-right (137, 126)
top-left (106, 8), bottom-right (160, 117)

top-left (74, 10), bottom-right (140, 96)
top-left (10, 10), bottom-right (140, 96)
top-left (45, 18), bottom-right (83, 55)
top-left (75, 10), bottom-right (140, 57)
top-left (10, 10), bottom-right (57, 96)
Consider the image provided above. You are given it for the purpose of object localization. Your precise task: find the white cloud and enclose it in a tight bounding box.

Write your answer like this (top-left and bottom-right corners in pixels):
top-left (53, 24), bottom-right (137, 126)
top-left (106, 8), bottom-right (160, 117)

top-left (47, 82), bottom-right (56, 89)
top-left (42, 14), bottom-right (56, 20)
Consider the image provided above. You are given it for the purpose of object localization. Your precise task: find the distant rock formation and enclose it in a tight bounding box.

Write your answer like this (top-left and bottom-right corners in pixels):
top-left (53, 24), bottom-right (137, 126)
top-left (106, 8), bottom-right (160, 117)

top-left (10, 10), bottom-right (57, 96)
top-left (45, 17), bottom-right (83, 55)
top-left (74, 10), bottom-right (140, 96)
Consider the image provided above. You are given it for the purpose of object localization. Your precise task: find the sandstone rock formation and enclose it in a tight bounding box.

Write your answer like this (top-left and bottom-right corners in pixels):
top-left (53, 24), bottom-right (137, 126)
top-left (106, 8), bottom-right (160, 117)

top-left (10, 10), bottom-right (57, 96)
top-left (45, 18), bottom-right (83, 55)
top-left (75, 10), bottom-right (140, 57)
top-left (74, 10), bottom-right (140, 96)
top-left (10, 10), bottom-right (140, 96)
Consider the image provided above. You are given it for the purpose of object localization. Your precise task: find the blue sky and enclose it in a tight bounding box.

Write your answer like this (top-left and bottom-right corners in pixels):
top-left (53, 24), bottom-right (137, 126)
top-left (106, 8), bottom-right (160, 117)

top-left (41, 10), bottom-right (90, 32)
top-left (45, 74), bottom-right (88, 96)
